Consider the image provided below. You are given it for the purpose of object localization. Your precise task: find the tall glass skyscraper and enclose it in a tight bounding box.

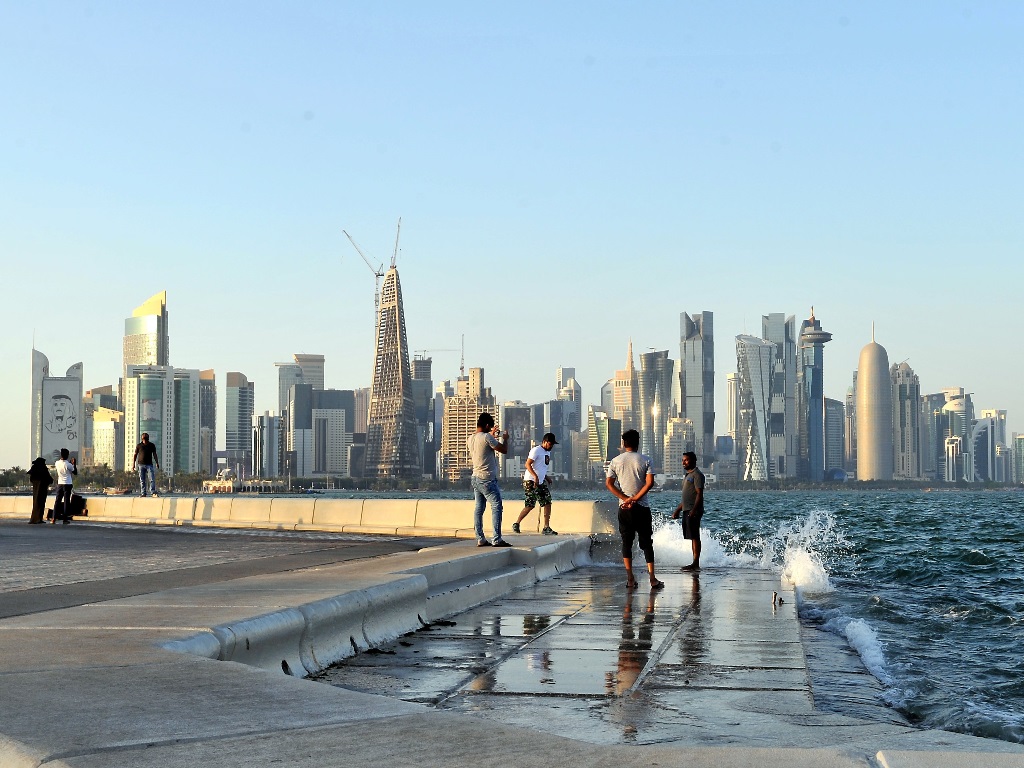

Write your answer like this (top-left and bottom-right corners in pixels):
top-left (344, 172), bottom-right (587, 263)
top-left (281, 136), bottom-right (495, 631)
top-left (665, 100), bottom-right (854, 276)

top-left (891, 361), bottom-right (921, 480)
top-left (226, 372), bottom-right (254, 478)
top-left (679, 311), bottom-right (715, 468)
top-left (123, 292), bottom-right (169, 371)
top-left (761, 313), bottom-right (797, 478)
top-left (797, 310), bottom-right (832, 482)
top-left (735, 335), bottom-right (775, 482)
top-left (365, 266), bottom-right (421, 478)
top-left (638, 350), bottom-right (674, 471)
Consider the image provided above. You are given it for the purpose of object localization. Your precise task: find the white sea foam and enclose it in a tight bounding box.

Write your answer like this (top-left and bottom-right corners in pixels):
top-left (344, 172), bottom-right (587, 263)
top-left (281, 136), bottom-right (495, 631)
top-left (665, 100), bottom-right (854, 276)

top-left (650, 520), bottom-right (760, 569)
top-left (837, 618), bottom-right (892, 685)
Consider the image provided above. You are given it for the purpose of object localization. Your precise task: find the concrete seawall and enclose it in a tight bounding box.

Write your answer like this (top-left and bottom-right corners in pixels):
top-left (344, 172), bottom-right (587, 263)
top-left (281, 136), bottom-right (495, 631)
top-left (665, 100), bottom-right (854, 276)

top-left (0, 494), bottom-right (617, 537)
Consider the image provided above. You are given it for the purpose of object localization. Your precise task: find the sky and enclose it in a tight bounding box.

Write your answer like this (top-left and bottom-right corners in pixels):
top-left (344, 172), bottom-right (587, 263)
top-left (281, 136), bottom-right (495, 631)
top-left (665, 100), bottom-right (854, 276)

top-left (2, 2), bottom-right (1022, 468)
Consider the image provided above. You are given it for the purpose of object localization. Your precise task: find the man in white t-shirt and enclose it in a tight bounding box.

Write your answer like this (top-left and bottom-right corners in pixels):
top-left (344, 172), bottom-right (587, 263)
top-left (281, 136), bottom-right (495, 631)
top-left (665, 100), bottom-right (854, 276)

top-left (52, 448), bottom-right (77, 524)
top-left (512, 432), bottom-right (558, 535)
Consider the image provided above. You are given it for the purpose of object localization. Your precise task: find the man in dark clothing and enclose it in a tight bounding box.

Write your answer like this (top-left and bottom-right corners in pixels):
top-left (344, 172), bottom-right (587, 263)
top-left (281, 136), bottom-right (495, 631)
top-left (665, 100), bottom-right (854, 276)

top-left (672, 451), bottom-right (706, 570)
top-left (27, 457), bottom-right (53, 524)
top-left (132, 433), bottom-right (160, 497)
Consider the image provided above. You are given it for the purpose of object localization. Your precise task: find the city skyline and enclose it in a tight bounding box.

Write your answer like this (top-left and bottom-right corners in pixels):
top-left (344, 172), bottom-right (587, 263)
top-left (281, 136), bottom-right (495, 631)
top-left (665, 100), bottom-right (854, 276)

top-left (3, 3), bottom-right (1023, 467)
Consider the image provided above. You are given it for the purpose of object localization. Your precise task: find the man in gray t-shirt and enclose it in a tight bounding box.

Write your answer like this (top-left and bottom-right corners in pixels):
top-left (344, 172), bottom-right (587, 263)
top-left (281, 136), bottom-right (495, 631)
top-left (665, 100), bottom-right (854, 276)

top-left (467, 412), bottom-right (511, 547)
top-left (606, 429), bottom-right (664, 590)
top-left (672, 451), bottom-right (706, 571)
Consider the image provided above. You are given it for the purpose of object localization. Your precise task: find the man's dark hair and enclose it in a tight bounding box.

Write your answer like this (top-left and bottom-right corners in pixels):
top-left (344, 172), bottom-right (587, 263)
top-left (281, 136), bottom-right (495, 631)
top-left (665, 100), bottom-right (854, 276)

top-left (621, 429), bottom-right (640, 451)
top-left (477, 413), bottom-right (494, 430)
top-left (59, 448), bottom-right (70, 459)
top-left (141, 433), bottom-right (150, 440)
top-left (683, 451), bottom-right (697, 464)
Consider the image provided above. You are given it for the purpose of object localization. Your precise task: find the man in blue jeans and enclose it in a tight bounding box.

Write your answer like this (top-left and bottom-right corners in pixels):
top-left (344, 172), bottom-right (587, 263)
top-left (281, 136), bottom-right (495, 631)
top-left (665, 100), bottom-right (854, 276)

top-left (467, 412), bottom-right (511, 547)
top-left (132, 432), bottom-right (161, 497)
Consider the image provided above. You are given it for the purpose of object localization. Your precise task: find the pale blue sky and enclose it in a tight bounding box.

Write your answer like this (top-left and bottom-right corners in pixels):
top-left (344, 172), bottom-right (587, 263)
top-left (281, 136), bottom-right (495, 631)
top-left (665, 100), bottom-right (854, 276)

top-left (2, 2), bottom-right (1022, 468)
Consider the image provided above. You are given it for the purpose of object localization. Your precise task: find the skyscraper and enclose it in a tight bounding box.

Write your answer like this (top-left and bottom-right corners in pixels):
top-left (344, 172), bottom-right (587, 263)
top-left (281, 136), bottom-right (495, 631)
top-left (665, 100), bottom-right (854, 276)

top-left (293, 354), bottom-right (325, 391)
top-left (365, 266), bottom-right (421, 478)
top-left (612, 340), bottom-right (639, 432)
top-left (845, 373), bottom-right (858, 474)
top-left (439, 368), bottom-right (495, 482)
top-left (173, 368), bottom-right (201, 474)
top-left (855, 330), bottom-right (893, 481)
top-left (199, 369), bottom-right (216, 475)
top-left (556, 374), bottom-right (582, 434)
top-left (587, 406), bottom-right (621, 480)
top-left (824, 398), bottom-right (846, 478)
top-left (796, 310), bottom-right (832, 482)
top-left (31, 349), bottom-right (83, 463)
top-left (123, 365), bottom-right (175, 473)
top-left (680, 311), bottom-right (715, 468)
top-left (891, 362), bottom-right (921, 480)
top-left (123, 291), bottom-right (169, 371)
top-left (638, 350), bottom-right (675, 471)
top-left (735, 335), bottom-right (774, 482)
top-left (226, 372), bottom-right (255, 478)
top-left (761, 313), bottom-right (796, 478)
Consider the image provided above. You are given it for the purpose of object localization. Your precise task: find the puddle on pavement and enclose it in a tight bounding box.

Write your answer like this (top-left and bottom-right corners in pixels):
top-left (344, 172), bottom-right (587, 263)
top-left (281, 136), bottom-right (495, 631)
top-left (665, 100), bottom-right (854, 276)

top-left (311, 567), bottom-right (901, 745)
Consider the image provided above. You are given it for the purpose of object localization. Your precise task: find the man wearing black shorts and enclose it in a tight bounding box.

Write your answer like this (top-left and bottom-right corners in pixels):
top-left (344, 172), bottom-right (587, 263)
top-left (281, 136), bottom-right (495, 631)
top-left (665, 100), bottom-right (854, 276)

top-left (672, 451), bottom-right (705, 570)
top-left (605, 429), bottom-right (664, 590)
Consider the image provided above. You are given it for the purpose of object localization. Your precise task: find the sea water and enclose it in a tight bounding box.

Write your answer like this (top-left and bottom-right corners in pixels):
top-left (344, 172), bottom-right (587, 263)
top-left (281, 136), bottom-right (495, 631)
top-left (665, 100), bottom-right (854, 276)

top-left (636, 489), bottom-right (1024, 744)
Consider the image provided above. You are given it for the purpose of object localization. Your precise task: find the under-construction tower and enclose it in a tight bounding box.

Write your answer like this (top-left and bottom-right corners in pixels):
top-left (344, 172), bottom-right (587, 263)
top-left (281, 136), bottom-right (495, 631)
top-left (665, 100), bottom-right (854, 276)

top-left (365, 265), bottom-right (421, 478)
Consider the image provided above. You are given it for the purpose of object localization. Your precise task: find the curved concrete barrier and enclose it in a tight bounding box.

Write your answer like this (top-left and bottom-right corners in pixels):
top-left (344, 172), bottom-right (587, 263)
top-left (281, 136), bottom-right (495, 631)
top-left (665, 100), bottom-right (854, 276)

top-left (515, 537), bottom-right (593, 581)
top-left (211, 608), bottom-right (308, 675)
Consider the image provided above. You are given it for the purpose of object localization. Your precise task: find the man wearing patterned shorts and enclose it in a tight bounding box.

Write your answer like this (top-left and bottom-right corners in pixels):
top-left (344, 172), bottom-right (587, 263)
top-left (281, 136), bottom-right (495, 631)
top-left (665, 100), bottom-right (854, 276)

top-left (512, 432), bottom-right (558, 535)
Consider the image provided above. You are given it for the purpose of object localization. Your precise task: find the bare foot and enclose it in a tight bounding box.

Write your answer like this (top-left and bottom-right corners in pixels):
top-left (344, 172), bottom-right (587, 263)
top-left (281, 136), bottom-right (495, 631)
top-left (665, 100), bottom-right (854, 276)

top-left (626, 576), bottom-right (638, 589)
top-left (650, 579), bottom-right (665, 590)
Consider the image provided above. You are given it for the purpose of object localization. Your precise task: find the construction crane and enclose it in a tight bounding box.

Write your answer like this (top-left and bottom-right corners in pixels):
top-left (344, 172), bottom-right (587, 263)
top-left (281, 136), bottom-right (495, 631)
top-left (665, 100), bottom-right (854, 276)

top-left (342, 229), bottom-right (385, 322)
top-left (343, 219), bottom-right (403, 323)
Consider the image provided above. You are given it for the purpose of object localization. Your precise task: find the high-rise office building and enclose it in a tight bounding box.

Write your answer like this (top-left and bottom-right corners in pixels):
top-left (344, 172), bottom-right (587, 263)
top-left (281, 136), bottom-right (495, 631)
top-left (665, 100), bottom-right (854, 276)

top-left (845, 373), bottom-right (858, 474)
top-left (31, 349), bottom-right (83, 463)
top-left (919, 391), bottom-right (947, 481)
top-left (439, 368), bottom-right (495, 482)
top-left (411, 356), bottom-right (436, 477)
top-left (252, 413), bottom-right (283, 478)
top-left (972, 416), bottom-right (999, 483)
top-left (1013, 434), bottom-right (1024, 484)
top-left (556, 371), bottom-right (582, 434)
top-left (287, 383), bottom-right (314, 478)
top-left (275, 363), bottom-right (305, 417)
top-left (92, 407), bottom-right (125, 471)
top-left (855, 331), bottom-right (893, 481)
top-left (796, 310), bottom-right (832, 482)
top-left (680, 311), bottom-right (715, 468)
top-left (123, 365), bottom-right (175, 474)
top-left (600, 380), bottom-right (615, 416)
top-left (664, 417), bottom-right (696, 477)
top-left (81, 385), bottom-right (117, 467)
top-left (824, 398), bottom-right (845, 478)
top-left (941, 389), bottom-right (974, 482)
top-left (735, 335), bottom-right (774, 482)
top-left (612, 340), bottom-right (640, 432)
top-left (638, 350), bottom-right (674, 471)
top-left (123, 291), bottom-right (169, 372)
top-left (312, 389), bottom-right (353, 476)
top-left (891, 362), bottom-right (921, 480)
top-left (587, 406), bottom-right (621, 480)
top-left (726, 372), bottom-right (739, 442)
top-left (226, 372), bottom-right (254, 479)
top-left (499, 400), bottom-right (532, 479)
top-left (980, 409), bottom-right (1008, 447)
top-left (293, 354), bottom-right (325, 391)
top-left (198, 369), bottom-right (216, 475)
top-left (173, 368), bottom-right (201, 474)
top-left (761, 313), bottom-right (796, 478)
top-left (365, 267), bottom-right (420, 478)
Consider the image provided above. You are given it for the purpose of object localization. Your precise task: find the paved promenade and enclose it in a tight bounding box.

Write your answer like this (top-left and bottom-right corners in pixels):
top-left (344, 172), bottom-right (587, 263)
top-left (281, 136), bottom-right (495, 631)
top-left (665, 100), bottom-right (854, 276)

top-left (1, 518), bottom-right (1022, 767)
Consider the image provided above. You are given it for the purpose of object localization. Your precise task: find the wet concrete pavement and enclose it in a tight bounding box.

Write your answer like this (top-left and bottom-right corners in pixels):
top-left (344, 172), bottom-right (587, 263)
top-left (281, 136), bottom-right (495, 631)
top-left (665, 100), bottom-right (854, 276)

top-left (315, 565), bottom-right (909, 748)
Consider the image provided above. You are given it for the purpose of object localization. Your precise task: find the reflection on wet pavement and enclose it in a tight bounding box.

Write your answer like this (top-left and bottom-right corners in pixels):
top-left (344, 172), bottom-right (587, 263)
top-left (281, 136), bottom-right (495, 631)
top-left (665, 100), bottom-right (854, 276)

top-left (314, 567), bottom-right (903, 746)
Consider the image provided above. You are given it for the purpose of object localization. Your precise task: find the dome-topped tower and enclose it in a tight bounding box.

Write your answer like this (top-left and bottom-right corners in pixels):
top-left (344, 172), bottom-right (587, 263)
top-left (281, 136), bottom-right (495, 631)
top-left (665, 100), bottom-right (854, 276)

top-left (855, 326), bottom-right (893, 481)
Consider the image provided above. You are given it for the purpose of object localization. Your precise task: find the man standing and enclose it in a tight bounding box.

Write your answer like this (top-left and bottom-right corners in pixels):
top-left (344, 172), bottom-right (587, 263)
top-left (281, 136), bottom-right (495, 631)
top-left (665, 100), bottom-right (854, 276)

top-left (132, 432), bottom-right (160, 497)
top-left (605, 429), bottom-right (664, 590)
top-left (52, 448), bottom-right (76, 524)
top-left (672, 451), bottom-right (706, 571)
top-left (512, 432), bottom-right (558, 535)
top-left (467, 412), bottom-right (512, 547)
